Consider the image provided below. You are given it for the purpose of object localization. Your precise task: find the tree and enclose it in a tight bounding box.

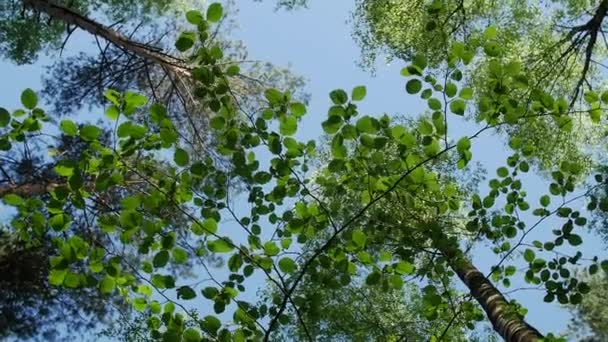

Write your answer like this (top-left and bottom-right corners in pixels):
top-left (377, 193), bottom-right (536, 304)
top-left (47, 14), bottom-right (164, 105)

top-left (268, 115), bottom-right (487, 341)
top-left (2, 2), bottom-right (608, 342)
top-left (1, 0), bottom-right (198, 65)
top-left (272, 0), bottom-right (608, 173)
top-left (0, 124), bottom-right (123, 340)
top-left (270, 280), bottom-right (484, 341)
top-left (0, 1), bottom-right (304, 339)
top-left (567, 273), bottom-right (608, 341)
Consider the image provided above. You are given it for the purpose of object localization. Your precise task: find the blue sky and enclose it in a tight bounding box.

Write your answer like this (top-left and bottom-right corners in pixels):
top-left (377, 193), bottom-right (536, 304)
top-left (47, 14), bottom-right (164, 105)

top-left (1, 0), bottom-right (605, 340)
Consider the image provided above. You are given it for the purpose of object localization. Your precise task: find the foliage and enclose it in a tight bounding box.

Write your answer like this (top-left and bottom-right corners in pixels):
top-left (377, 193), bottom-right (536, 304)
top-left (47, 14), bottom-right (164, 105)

top-left (301, 0), bottom-right (608, 173)
top-left (568, 273), bottom-right (608, 341)
top-left (0, 230), bottom-right (125, 341)
top-left (1, 1), bottom-right (306, 339)
top-left (0, 0), bottom-right (204, 64)
top-left (2, 2), bottom-right (608, 342)
top-left (272, 281), bottom-right (473, 341)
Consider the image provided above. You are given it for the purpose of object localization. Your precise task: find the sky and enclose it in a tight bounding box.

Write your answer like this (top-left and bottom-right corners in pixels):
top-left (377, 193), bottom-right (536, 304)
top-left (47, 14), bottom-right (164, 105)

top-left (0, 0), bottom-right (605, 340)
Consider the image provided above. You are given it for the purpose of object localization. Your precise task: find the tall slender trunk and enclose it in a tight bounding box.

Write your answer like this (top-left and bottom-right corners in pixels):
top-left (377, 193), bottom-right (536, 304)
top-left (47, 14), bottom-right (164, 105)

top-left (443, 248), bottom-right (544, 342)
top-left (21, 0), bottom-right (191, 76)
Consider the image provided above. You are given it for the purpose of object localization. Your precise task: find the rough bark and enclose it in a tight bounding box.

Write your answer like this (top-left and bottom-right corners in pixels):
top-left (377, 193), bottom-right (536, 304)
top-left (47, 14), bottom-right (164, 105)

top-left (0, 181), bottom-right (60, 198)
top-left (21, 0), bottom-right (191, 76)
top-left (444, 248), bottom-right (544, 342)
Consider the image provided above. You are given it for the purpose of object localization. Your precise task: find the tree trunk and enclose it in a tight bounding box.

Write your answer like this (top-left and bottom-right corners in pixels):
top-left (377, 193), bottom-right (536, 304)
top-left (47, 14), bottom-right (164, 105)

top-left (21, 0), bottom-right (191, 76)
top-left (0, 182), bottom-right (59, 198)
top-left (444, 248), bottom-right (544, 342)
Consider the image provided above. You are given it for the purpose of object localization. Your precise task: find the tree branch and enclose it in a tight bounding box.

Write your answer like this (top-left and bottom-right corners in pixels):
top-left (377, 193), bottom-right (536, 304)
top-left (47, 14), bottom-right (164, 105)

top-left (21, 0), bottom-right (191, 76)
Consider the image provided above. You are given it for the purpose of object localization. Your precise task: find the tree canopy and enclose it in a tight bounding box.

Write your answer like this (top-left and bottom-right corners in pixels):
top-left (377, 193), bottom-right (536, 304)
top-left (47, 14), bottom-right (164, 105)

top-left (2, 1), bottom-right (608, 342)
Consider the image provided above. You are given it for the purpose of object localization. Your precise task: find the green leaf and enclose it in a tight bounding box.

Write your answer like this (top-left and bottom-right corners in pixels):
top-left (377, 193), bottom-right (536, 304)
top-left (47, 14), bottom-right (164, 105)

top-left (524, 249), bottom-right (535, 263)
top-left (445, 83), bottom-right (457, 98)
top-left (456, 137), bottom-right (471, 153)
top-left (0, 108), bottom-right (9, 127)
top-left (352, 230), bottom-right (366, 247)
top-left (331, 134), bottom-right (347, 159)
top-left (49, 213), bottom-right (70, 231)
top-left (130, 298), bottom-right (146, 312)
top-left (137, 284), bottom-right (153, 297)
top-left (100, 277), bottom-right (116, 294)
top-left (281, 238), bottom-right (292, 249)
top-left (278, 257), bottom-right (297, 274)
top-left (459, 87), bottom-right (473, 100)
top-left (202, 286), bottom-right (218, 299)
top-left (175, 32), bottom-right (196, 52)
top-left (49, 269), bottom-right (66, 286)
top-left (329, 89), bottom-right (348, 105)
top-left (395, 261), bottom-right (415, 275)
top-left (153, 251), bottom-right (170, 268)
top-left (207, 3), bottom-right (224, 22)
top-left (567, 234), bottom-right (583, 246)
top-left (484, 26), bottom-right (498, 40)
top-left (123, 91), bottom-right (148, 116)
top-left (322, 115), bottom-right (343, 134)
top-left (265, 88), bottom-right (283, 105)
top-left (601, 91), bottom-right (608, 104)
top-left (264, 242), bottom-right (280, 256)
top-left (54, 162), bottom-right (74, 177)
top-left (419, 120), bottom-right (434, 135)
top-left (540, 195), bottom-right (550, 207)
top-left (3, 194), bottom-right (23, 206)
top-left (421, 88), bottom-right (433, 99)
top-left (424, 138), bottom-right (440, 156)
top-left (201, 315), bottom-right (222, 334)
top-left (279, 116), bottom-right (297, 136)
top-left (186, 10), bottom-right (204, 25)
top-left (105, 105), bottom-right (120, 120)
top-left (172, 248), bottom-right (189, 264)
top-left (149, 103), bottom-right (167, 123)
top-left (290, 103), bottom-right (307, 117)
top-left (177, 286), bottom-right (197, 300)
top-left (210, 117), bottom-right (225, 131)
top-left (449, 100), bottom-right (466, 115)
top-left (365, 271), bottom-right (381, 285)
top-left (62, 273), bottom-right (79, 288)
top-left (356, 116), bottom-right (378, 134)
top-left (207, 239), bottom-right (234, 253)
top-left (406, 79), bottom-right (422, 94)
top-left (60, 120), bottom-right (78, 136)
top-left (21, 88), bottom-right (38, 109)
top-left (234, 330), bottom-right (246, 342)
top-left (80, 125), bottom-right (102, 141)
top-left (226, 64), bottom-right (240, 76)
top-left (202, 218), bottom-right (218, 235)
top-left (103, 89), bottom-right (121, 106)
top-left (183, 328), bottom-right (202, 342)
top-left (484, 41), bottom-right (501, 57)
top-left (412, 54), bottom-right (428, 70)
top-left (389, 275), bottom-right (404, 290)
top-left (174, 148), bottom-right (190, 166)
top-left (351, 86), bottom-right (367, 101)
top-left (253, 171), bottom-right (272, 185)
top-left (428, 98), bottom-right (442, 110)
top-left (497, 167), bottom-right (509, 177)
top-left (590, 106), bottom-right (602, 123)
top-left (584, 91), bottom-right (599, 103)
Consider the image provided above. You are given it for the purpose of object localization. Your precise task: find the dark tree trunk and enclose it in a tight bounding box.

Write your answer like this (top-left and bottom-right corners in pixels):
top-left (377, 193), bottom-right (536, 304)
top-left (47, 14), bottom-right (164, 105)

top-left (444, 248), bottom-right (544, 342)
top-left (22, 0), bottom-right (191, 76)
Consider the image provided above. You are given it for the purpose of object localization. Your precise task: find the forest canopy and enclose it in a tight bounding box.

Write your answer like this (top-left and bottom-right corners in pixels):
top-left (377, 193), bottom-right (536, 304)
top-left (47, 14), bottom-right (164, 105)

top-left (2, 1), bottom-right (608, 341)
